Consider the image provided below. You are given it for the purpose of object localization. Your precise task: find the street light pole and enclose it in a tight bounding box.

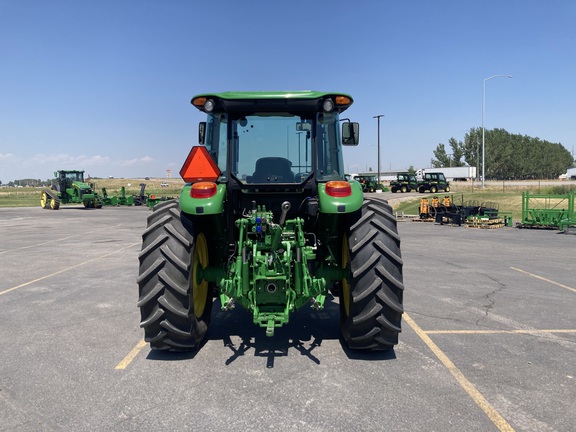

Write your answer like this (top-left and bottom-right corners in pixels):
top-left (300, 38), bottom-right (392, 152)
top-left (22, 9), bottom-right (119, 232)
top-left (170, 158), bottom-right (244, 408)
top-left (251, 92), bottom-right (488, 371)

top-left (482, 74), bottom-right (512, 188)
top-left (373, 114), bottom-right (385, 186)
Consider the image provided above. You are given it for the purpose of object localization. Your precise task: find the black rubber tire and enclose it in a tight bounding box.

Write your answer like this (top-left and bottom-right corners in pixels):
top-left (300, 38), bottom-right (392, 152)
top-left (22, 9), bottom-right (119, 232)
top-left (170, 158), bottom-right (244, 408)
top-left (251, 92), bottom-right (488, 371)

top-left (137, 200), bottom-right (212, 351)
top-left (430, 185), bottom-right (438, 193)
top-left (400, 185), bottom-right (408, 193)
top-left (340, 198), bottom-right (404, 350)
top-left (445, 185), bottom-right (450, 192)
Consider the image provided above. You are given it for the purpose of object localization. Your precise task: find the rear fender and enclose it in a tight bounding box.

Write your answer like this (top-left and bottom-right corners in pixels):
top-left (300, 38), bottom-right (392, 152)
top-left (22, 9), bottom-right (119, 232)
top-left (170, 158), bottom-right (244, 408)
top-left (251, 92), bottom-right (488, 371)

top-left (318, 180), bottom-right (363, 214)
top-left (179, 183), bottom-right (226, 215)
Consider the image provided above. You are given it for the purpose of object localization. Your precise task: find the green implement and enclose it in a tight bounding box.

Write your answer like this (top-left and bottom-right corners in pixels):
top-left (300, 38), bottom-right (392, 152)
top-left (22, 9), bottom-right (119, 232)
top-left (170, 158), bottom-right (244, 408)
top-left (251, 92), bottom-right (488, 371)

top-left (519, 190), bottom-right (575, 229)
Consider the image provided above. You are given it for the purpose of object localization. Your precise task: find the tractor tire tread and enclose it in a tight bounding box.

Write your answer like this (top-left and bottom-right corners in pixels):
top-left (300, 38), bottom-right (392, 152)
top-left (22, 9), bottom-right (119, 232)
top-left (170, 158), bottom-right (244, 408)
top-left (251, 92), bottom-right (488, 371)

top-left (138, 200), bottom-right (206, 351)
top-left (341, 197), bottom-right (404, 351)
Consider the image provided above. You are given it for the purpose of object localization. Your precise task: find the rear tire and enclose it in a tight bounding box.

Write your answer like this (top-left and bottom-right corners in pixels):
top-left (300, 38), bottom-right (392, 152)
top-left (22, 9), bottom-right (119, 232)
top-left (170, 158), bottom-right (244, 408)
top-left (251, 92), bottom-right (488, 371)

top-left (50, 197), bottom-right (60, 210)
top-left (137, 200), bottom-right (212, 351)
top-left (340, 198), bottom-right (404, 350)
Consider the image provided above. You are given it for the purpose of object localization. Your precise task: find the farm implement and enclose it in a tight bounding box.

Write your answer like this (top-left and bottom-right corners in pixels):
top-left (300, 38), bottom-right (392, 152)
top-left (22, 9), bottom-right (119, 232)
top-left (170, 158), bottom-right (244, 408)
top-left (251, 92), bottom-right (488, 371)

top-left (518, 190), bottom-right (575, 231)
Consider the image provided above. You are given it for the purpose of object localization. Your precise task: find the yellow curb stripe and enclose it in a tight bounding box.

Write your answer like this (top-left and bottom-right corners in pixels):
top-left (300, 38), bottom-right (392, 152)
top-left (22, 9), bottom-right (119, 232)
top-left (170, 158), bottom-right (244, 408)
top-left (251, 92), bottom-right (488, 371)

top-left (115, 339), bottom-right (147, 370)
top-left (511, 267), bottom-right (576, 293)
top-left (0, 242), bottom-right (140, 296)
top-left (404, 313), bottom-right (515, 432)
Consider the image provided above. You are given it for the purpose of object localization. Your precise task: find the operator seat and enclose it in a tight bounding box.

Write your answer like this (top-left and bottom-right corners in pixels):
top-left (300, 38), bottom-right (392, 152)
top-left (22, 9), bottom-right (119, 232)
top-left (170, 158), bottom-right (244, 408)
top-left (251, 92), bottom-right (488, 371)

top-left (250, 157), bottom-right (295, 183)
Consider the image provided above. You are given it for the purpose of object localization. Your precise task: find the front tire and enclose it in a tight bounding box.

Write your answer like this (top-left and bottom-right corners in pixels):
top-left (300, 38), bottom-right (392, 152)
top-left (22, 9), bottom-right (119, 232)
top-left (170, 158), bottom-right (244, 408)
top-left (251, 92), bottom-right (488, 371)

top-left (41, 192), bottom-right (49, 209)
top-left (137, 200), bottom-right (212, 351)
top-left (340, 198), bottom-right (404, 350)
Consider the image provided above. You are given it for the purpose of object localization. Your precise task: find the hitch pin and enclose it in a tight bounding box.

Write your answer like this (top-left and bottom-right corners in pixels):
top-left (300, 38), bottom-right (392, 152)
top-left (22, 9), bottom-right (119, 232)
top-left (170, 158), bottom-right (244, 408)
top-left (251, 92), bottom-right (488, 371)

top-left (266, 319), bottom-right (275, 337)
top-left (222, 298), bottom-right (235, 311)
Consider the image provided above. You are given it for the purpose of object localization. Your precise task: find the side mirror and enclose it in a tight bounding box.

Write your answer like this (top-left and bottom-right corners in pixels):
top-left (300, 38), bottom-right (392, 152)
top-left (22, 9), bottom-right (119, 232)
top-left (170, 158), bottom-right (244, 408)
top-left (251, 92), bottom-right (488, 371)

top-left (296, 122), bottom-right (312, 132)
top-left (198, 122), bottom-right (206, 145)
top-left (342, 122), bottom-right (359, 146)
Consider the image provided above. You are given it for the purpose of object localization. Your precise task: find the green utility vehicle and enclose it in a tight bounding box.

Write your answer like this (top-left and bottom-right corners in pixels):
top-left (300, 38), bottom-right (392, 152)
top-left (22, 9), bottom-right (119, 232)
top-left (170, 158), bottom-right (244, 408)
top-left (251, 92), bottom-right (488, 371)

top-left (390, 172), bottom-right (417, 193)
top-left (137, 91), bottom-right (404, 352)
top-left (418, 172), bottom-right (450, 193)
top-left (40, 170), bottom-right (102, 209)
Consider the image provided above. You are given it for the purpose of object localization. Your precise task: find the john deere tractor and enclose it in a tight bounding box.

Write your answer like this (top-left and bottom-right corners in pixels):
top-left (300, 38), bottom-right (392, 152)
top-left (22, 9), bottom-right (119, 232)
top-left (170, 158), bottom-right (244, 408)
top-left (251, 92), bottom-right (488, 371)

top-left (40, 170), bottom-right (102, 209)
top-left (137, 91), bottom-right (404, 352)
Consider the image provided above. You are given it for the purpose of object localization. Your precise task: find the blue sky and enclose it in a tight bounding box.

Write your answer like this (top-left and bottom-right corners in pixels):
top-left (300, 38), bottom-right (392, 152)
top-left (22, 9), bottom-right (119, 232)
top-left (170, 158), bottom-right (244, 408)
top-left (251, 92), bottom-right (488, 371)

top-left (1, 0), bottom-right (575, 182)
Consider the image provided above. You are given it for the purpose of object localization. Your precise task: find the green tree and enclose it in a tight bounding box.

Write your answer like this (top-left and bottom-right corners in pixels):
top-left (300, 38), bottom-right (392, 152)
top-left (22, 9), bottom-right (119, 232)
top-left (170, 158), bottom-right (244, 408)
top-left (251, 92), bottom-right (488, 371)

top-left (431, 138), bottom-right (465, 167)
top-left (434, 128), bottom-right (573, 179)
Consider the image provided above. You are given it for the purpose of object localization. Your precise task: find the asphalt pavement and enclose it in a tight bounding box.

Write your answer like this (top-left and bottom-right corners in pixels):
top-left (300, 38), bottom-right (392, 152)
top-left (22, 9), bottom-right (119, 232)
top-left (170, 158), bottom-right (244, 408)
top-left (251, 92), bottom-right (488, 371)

top-left (0, 204), bottom-right (575, 431)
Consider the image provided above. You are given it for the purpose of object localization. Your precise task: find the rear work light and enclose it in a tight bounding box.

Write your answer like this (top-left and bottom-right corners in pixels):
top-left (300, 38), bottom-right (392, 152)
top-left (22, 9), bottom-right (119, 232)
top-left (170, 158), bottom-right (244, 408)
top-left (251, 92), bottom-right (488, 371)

top-left (323, 98), bottom-right (335, 112)
top-left (190, 182), bottom-right (217, 199)
top-left (325, 181), bottom-right (352, 197)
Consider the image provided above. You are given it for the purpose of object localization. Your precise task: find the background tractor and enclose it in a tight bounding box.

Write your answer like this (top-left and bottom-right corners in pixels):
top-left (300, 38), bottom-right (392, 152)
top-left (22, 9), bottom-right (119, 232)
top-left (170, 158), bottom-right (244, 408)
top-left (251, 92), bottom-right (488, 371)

top-left (40, 170), bottom-right (102, 209)
top-left (355, 174), bottom-right (383, 193)
top-left (137, 91), bottom-right (404, 352)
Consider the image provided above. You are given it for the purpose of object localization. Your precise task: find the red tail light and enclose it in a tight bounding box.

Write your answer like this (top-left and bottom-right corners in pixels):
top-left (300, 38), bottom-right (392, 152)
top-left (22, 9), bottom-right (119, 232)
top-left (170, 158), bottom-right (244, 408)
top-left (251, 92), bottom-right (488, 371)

top-left (190, 182), bottom-right (217, 198)
top-left (325, 181), bottom-right (352, 197)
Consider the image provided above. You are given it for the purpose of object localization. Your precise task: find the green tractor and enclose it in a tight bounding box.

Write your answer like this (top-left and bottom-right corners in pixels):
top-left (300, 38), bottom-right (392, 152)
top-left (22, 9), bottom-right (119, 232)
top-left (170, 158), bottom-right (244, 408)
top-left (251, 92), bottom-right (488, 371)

top-left (355, 175), bottom-right (378, 193)
top-left (137, 91), bottom-right (404, 352)
top-left (390, 172), bottom-right (417, 193)
top-left (40, 170), bottom-right (102, 209)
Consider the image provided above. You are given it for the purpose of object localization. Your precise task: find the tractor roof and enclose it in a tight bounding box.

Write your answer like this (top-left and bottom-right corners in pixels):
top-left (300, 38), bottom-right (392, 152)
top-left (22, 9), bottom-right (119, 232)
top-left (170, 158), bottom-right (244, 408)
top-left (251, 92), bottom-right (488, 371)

top-left (191, 91), bottom-right (354, 114)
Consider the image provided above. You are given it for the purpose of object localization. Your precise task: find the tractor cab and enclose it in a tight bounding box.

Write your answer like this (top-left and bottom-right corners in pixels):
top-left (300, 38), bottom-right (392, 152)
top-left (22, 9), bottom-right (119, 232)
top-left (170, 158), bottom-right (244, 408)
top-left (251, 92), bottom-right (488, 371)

top-left (53, 170), bottom-right (86, 192)
top-left (184, 92), bottom-right (358, 184)
top-left (180, 91), bottom-right (361, 223)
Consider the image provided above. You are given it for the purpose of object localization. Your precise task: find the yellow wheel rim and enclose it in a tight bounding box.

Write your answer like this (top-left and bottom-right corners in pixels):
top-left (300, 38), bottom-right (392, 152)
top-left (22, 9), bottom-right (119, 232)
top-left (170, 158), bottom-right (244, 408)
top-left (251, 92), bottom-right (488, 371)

top-left (50, 199), bottom-right (58, 209)
top-left (342, 236), bottom-right (351, 316)
top-left (41, 192), bottom-right (47, 208)
top-left (192, 233), bottom-right (209, 319)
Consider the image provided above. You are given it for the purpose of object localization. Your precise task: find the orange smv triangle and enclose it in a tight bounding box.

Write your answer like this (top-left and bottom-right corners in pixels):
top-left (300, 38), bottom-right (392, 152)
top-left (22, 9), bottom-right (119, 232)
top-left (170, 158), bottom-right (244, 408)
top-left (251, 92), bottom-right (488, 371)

top-left (179, 146), bottom-right (221, 182)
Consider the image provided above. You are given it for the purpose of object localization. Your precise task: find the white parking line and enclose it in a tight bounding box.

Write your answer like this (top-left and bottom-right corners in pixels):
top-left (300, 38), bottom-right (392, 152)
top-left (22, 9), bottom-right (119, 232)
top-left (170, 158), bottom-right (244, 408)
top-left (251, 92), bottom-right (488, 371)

top-left (0, 235), bottom-right (80, 255)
